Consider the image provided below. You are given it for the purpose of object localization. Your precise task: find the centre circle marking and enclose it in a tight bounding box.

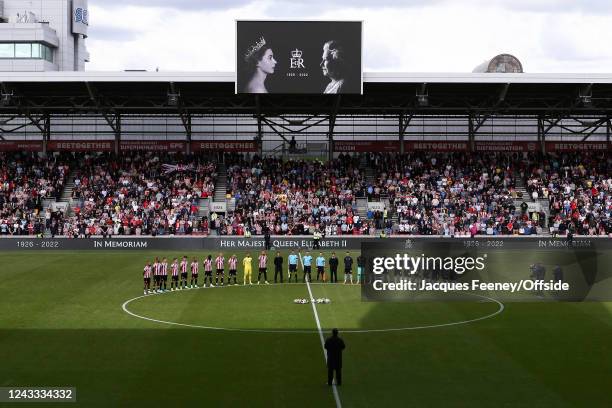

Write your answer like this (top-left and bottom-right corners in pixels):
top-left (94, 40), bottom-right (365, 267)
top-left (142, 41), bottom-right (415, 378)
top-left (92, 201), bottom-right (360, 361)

top-left (121, 283), bottom-right (505, 334)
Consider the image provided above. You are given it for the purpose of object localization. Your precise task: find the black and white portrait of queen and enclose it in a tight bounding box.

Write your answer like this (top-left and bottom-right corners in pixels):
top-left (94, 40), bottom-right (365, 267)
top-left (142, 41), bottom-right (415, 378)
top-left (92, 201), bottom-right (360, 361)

top-left (320, 40), bottom-right (347, 94)
top-left (243, 36), bottom-right (277, 93)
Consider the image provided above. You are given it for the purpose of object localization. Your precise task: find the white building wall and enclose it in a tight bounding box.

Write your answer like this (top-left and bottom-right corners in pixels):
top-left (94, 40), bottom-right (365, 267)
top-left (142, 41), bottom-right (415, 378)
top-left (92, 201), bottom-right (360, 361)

top-left (0, 0), bottom-right (87, 71)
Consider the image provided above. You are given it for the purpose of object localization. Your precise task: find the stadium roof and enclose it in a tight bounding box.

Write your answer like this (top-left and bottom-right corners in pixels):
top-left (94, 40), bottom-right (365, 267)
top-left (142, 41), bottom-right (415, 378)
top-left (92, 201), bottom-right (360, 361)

top-left (1, 71), bottom-right (611, 116)
top-left (2, 71), bottom-right (612, 83)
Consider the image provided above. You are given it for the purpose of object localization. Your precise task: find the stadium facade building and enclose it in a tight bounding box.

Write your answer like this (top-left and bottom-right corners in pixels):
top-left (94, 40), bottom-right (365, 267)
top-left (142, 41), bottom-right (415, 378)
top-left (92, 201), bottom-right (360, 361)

top-left (0, 0), bottom-right (89, 72)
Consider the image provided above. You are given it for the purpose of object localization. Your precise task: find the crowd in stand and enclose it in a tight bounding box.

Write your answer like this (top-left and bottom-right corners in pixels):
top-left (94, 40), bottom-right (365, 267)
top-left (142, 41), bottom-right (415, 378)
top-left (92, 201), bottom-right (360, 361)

top-left (368, 151), bottom-right (610, 236)
top-left (48, 152), bottom-right (216, 238)
top-left (0, 152), bottom-right (70, 235)
top-left (367, 152), bottom-right (523, 236)
top-left (218, 153), bottom-right (372, 236)
top-left (0, 150), bottom-right (609, 237)
top-left (523, 151), bottom-right (611, 236)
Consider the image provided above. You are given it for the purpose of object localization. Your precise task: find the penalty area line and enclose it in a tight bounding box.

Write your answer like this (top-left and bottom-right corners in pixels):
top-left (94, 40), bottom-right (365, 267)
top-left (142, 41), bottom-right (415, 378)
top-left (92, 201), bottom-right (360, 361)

top-left (306, 278), bottom-right (342, 408)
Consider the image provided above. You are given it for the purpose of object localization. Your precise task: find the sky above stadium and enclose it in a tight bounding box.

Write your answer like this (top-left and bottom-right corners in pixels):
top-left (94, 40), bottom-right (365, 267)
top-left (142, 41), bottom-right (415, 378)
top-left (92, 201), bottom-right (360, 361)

top-left (87, 0), bottom-right (612, 73)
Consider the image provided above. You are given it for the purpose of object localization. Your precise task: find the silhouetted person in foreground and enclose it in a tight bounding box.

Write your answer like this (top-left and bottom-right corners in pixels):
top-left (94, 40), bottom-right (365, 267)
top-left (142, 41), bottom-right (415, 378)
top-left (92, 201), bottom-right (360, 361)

top-left (324, 328), bottom-right (346, 386)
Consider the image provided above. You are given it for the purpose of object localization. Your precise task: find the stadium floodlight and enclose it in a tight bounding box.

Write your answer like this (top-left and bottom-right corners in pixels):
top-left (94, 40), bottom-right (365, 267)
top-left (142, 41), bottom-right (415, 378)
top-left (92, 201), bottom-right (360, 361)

top-left (580, 95), bottom-right (593, 108)
top-left (416, 83), bottom-right (428, 107)
top-left (0, 92), bottom-right (12, 106)
top-left (167, 92), bottom-right (180, 106)
top-left (578, 83), bottom-right (593, 108)
top-left (416, 93), bottom-right (429, 107)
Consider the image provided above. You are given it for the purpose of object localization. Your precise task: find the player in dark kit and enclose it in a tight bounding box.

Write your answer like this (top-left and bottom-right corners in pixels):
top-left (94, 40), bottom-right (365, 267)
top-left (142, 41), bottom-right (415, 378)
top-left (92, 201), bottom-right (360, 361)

top-left (274, 251), bottom-right (283, 283)
top-left (180, 256), bottom-right (189, 289)
top-left (190, 257), bottom-right (199, 288)
top-left (529, 263), bottom-right (546, 297)
top-left (343, 252), bottom-right (353, 284)
top-left (357, 254), bottom-right (365, 284)
top-left (215, 252), bottom-right (225, 286)
top-left (143, 261), bottom-right (152, 295)
top-left (228, 254), bottom-right (238, 285)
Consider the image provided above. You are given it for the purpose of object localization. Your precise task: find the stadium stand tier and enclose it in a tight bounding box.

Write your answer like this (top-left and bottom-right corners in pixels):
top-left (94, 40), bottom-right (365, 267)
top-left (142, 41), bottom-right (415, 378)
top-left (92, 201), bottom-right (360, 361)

top-left (1, 152), bottom-right (217, 237)
top-left (1, 151), bottom-right (609, 237)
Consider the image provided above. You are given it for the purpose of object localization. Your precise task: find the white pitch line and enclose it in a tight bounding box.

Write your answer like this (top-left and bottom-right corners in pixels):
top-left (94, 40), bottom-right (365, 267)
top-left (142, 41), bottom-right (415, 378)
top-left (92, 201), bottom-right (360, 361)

top-left (122, 288), bottom-right (319, 334)
top-left (306, 278), bottom-right (342, 408)
top-left (122, 284), bottom-right (505, 334)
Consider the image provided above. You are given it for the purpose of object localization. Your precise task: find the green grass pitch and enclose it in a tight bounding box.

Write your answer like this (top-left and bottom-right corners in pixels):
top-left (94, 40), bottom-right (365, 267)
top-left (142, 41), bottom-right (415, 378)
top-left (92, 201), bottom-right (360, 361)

top-left (0, 249), bottom-right (610, 407)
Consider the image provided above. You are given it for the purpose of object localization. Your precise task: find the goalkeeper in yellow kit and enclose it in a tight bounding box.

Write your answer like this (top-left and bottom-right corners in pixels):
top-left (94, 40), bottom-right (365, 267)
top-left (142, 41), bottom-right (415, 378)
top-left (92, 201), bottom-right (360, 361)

top-left (243, 253), bottom-right (253, 285)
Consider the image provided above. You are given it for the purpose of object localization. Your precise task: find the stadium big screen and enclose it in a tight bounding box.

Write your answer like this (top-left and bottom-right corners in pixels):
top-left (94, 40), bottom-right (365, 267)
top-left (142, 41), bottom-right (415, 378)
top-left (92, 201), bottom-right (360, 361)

top-left (236, 20), bottom-right (362, 94)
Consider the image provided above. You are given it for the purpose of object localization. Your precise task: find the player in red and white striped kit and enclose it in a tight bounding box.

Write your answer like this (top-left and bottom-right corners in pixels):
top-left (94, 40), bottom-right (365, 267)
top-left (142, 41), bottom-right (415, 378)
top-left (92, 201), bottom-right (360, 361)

top-left (143, 261), bottom-right (152, 295)
top-left (153, 257), bottom-right (162, 292)
top-left (190, 257), bottom-right (199, 288)
top-left (203, 255), bottom-right (214, 287)
top-left (257, 251), bottom-right (269, 285)
top-left (215, 252), bottom-right (225, 286)
top-left (228, 254), bottom-right (238, 285)
top-left (180, 256), bottom-right (189, 289)
top-left (170, 258), bottom-right (179, 291)
top-left (160, 257), bottom-right (169, 292)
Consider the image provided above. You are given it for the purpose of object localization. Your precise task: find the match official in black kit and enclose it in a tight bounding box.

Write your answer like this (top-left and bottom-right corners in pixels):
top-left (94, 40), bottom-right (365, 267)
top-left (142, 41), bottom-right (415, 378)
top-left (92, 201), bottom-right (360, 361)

top-left (324, 328), bottom-right (346, 386)
top-left (329, 252), bottom-right (339, 283)
top-left (274, 251), bottom-right (283, 283)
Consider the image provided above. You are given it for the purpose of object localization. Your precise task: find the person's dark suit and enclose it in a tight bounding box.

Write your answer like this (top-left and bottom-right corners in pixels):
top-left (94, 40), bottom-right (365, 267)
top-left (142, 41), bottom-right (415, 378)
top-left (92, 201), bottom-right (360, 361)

top-left (274, 255), bottom-right (283, 283)
top-left (324, 331), bottom-right (346, 385)
top-left (264, 231), bottom-right (271, 250)
top-left (329, 256), bottom-right (339, 283)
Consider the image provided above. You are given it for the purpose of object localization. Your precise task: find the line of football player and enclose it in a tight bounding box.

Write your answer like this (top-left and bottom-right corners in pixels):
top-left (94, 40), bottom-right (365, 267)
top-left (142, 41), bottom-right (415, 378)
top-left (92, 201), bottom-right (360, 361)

top-left (142, 251), bottom-right (366, 294)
